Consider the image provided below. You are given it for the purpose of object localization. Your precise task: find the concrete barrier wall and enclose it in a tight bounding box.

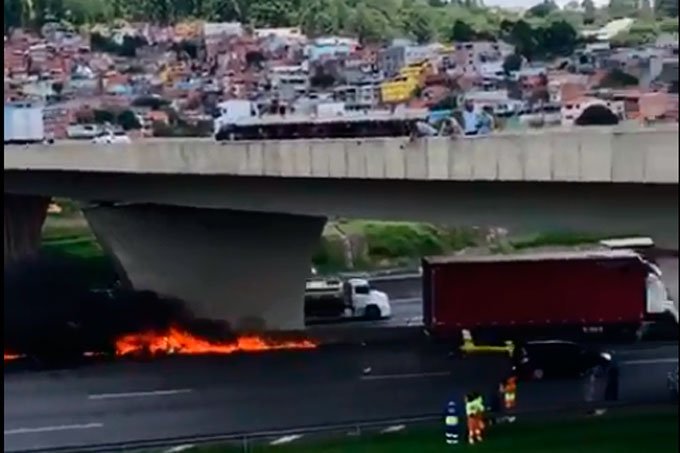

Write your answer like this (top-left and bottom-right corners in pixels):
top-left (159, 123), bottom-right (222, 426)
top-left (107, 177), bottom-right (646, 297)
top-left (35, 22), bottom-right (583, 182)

top-left (6, 126), bottom-right (678, 184)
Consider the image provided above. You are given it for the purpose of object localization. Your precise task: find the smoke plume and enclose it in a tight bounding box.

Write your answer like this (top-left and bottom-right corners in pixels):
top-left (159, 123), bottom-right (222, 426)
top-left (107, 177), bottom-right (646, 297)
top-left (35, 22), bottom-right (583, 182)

top-left (4, 253), bottom-right (234, 365)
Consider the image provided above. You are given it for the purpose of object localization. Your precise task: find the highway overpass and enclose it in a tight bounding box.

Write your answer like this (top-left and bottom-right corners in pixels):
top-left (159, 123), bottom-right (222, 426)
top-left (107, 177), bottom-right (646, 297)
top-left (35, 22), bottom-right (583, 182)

top-left (4, 126), bottom-right (678, 330)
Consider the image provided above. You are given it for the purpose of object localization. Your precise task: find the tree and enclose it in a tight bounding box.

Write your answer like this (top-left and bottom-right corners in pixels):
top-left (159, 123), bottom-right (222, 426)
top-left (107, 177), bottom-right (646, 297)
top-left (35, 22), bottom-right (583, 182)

top-left (299, 0), bottom-right (341, 37)
top-left (608, 0), bottom-right (638, 18)
top-left (110, 0), bottom-right (131, 18)
top-left (349, 3), bottom-right (391, 44)
top-left (659, 17), bottom-right (679, 32)
top-left (401, 7), bottom-right (435, 44)
top-left (173, 0), bottom-right (207, 19)
top-left (203, 0), bottom-right (244, 21)
top-left (597, 68), bottom-right (640, 87)
top-left (655, 0), bottom-right (678, 16)
top-left (450, 19), bottom-right (475, 42)
top-left (94, 109), bottom-right (116, 124)
top-left (64, 0), bottom-right (109, 25)
top-left (527, 0), bottom-right (558, 18)
top-left (32, 0), bottom-right (66, 27)
top-left (509, 20), bottom-right (537, 60)
top-left (639, 0), bottom-right (653, 19)
top-left (120, 36), bottom-right (146, 57)
top-left (502, 53), bottom-right (522, 74)
top-left (249, 0), bottom-right (297, 27)
top-left (117, 110), bottom-right (142, 130)
top-left (499, 19), bottom-right (515, 36)
top-left (540, 20), bottom-right (578, 57)
top-left (582, 0), bottom-right (596, 24)
top-left (4, 0), bottom-right (23, 33)
top-left (139, 0), bottom-right (174, 24)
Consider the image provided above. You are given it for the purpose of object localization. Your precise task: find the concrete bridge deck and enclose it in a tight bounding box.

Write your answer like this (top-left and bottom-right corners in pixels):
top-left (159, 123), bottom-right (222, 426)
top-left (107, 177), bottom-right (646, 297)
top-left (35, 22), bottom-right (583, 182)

top-left (5, 125), bottom-right (678, 183)
top-left (4, 126), bottom-right (678, 331)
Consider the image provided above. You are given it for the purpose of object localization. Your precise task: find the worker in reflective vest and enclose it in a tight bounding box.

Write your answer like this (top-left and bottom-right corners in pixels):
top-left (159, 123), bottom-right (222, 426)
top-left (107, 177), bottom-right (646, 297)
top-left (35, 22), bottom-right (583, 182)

top-left (503, 376), bottom-right (517, 411)
top-left (465, 393), bottom-right (485, 444)
top-left (444, 398), bottom-right (462, 445)
top-left (499, 376), bottom-right (517, 423)
top-left (474, 394), bottom-right (486, 440)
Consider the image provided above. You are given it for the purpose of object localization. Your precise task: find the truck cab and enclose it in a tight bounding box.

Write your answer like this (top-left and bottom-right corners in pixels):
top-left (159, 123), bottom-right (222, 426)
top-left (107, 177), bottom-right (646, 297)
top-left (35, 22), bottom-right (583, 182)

top-left (599, 237), bottom-right (677, 326)
top-left (213, 100), bottom-right (259, 139)
top-left (644, 261), bottom-right (678, 324)
top-left (304, 277), bottom-right (391, 322)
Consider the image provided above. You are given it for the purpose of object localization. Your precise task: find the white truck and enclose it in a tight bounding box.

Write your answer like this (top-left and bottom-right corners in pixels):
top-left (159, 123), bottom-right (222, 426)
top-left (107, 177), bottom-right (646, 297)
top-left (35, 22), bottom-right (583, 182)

top-left (599, 237), bottom-right (678, 326)
top-left (304, 277), bottom-right (391, 322)
top-left (213, 100), bottom-right (259, 140)
top-left (4, 101), bottom-right (50, 144)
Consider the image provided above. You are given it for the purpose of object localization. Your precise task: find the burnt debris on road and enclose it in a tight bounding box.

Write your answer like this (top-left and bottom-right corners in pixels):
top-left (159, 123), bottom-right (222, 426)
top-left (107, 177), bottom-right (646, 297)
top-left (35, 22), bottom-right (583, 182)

top-left (4, 253), bottom-right (316, 365)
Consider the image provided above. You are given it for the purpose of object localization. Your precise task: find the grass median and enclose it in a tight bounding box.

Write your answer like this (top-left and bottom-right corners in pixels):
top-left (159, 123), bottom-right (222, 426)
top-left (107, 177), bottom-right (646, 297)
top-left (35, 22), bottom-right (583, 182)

top-left (40, 200), bottom-right (624, 278)
top-left (188, 411), bottom-right (678, 453)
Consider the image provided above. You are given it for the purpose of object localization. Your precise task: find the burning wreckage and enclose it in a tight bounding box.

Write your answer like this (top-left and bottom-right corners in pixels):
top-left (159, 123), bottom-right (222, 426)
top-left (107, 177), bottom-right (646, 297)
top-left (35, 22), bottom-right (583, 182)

top-left (4, 254), bottom-right (316, 365)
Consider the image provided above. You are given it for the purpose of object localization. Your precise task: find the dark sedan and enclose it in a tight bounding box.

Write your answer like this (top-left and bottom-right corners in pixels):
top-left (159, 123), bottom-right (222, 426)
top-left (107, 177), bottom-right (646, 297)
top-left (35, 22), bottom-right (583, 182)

top-left (512, 340), bottom-right (614, 381)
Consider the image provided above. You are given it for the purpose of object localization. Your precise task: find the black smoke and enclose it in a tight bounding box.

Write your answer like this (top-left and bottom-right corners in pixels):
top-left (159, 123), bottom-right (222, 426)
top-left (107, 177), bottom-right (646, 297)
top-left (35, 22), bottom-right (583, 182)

top-left (4, 253), bottom-right (234, 366)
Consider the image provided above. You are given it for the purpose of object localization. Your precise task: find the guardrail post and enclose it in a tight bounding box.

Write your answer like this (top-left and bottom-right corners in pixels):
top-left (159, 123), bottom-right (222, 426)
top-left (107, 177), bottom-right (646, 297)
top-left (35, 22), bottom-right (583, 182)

top-left (242, 435), bottom-right (250, 453)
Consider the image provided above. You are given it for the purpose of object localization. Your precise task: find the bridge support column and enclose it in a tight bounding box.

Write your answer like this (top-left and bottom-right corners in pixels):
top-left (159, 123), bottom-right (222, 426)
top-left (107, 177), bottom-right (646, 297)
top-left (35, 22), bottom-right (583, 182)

top-left (4, 194), bottom-right (49, 265)
top-left (83, 204), bottom-right (325, 331)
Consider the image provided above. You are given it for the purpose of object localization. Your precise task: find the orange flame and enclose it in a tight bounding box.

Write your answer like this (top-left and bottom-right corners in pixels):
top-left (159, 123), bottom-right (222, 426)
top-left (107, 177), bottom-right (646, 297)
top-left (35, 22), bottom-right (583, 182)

top-left (115, 326), bottom-right (317, 357)
top-left (4, 352), bottom-right (24, 361)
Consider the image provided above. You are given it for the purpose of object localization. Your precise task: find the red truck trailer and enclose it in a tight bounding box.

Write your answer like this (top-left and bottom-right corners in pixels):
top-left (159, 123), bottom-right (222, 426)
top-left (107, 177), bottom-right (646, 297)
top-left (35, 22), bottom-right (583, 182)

top-left (423, 249), bottom-right (665, 342)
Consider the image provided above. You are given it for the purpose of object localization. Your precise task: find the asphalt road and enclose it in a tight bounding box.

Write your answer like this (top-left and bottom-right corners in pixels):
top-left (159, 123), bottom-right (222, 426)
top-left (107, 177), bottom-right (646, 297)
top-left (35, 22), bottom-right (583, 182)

top-left (364, 257), bottom-right (679, 328)
top-left (4, 342), bottom-right (677, 452)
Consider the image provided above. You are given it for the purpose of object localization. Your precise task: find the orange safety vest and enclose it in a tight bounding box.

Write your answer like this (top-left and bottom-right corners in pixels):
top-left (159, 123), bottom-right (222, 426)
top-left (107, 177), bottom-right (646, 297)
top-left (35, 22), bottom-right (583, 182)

top-left (503, 377), bottom-right (517, 409)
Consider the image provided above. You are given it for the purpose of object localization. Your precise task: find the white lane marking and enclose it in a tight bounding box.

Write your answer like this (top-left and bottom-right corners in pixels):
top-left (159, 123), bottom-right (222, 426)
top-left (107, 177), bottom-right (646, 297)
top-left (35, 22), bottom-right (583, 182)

top-left (381, 424), bottom-right (406, 434)
top-left (270, 434), bottom-right (303, 445)
top-left (5, 423), bottom-right (103, 435)
top-left (88, 388), bottom-right (193, 400)
top-left (390, 297), bottom-right (421, 305)
top-left (165, 445), bottom-right (195, 453)
top-left (622, 358), bottom-right (679, 365)
top-left (361, 371), bottom-right (451, 381)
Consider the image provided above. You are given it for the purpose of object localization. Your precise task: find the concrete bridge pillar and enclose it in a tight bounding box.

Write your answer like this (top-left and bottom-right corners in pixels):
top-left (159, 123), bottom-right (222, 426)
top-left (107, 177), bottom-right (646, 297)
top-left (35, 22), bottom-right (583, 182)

top-left (83, 204), bottom-right (325, 331)
top-left (4, 194), bottom-right (49, 265)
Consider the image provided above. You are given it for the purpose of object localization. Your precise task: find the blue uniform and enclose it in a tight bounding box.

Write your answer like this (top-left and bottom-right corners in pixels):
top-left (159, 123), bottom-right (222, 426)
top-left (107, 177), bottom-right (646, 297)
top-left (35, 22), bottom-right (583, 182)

top-left (444, 399), bottom-right (462, 445)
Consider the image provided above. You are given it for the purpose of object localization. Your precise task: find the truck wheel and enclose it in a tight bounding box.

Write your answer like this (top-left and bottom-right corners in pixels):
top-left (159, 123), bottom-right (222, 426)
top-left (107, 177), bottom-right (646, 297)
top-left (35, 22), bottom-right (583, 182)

top-left (365, 305), bottom-right (382, 320)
